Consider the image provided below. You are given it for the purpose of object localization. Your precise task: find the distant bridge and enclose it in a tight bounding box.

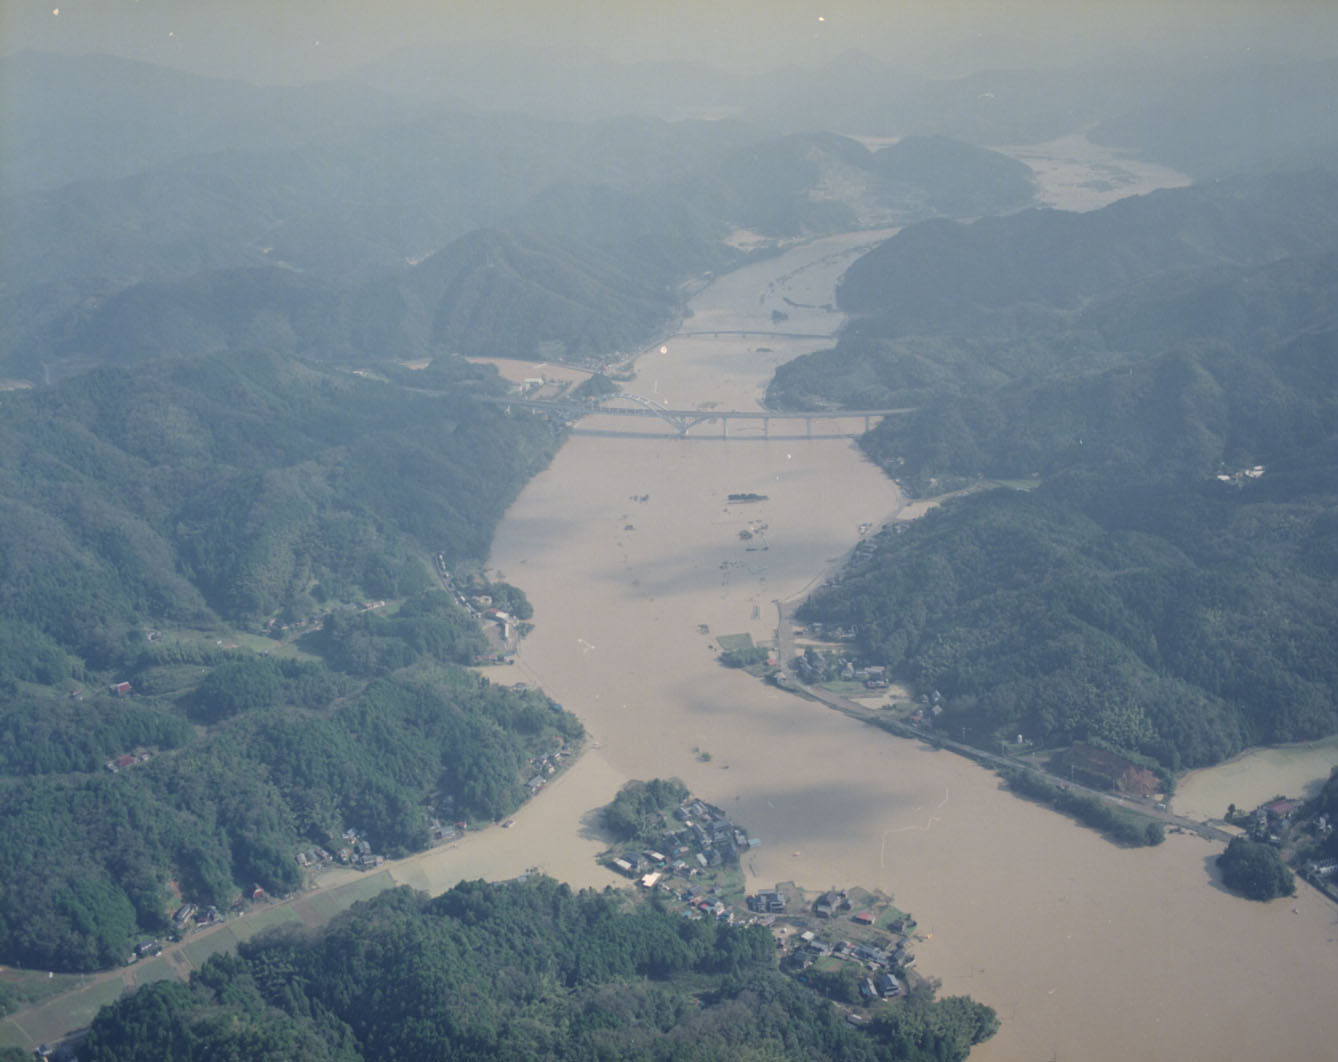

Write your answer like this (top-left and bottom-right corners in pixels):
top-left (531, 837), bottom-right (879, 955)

top-left (476, 394), bottom-right (914, 439)
top-left (672, 329), bottom-right (835, 341)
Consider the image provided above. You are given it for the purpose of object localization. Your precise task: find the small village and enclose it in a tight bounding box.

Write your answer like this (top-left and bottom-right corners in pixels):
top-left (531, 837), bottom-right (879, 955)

top-left (599, 792), bottom-right (926, 1011)
top-left (112, 733), bottom-right (578, 973)
top-left (1229, 793), bottom-right (1338, 902)
top-left (435, 555), bottom-right (526, 664)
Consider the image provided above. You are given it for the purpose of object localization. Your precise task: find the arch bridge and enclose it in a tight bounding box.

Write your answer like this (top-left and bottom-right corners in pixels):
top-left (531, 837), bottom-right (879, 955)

top-left (476, 394), bottom-right (914, 439)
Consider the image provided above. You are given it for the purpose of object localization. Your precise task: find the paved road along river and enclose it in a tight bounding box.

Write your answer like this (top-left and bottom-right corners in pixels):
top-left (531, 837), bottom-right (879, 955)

top-left (7, 228), bottom-right (1334, 1060)
top-left (477, 230), bottom-right (1338, 1062)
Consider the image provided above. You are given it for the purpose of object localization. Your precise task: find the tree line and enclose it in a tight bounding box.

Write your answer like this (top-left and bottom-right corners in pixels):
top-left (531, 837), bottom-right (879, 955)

top-left (78, 878), bottom-right (998, 1062)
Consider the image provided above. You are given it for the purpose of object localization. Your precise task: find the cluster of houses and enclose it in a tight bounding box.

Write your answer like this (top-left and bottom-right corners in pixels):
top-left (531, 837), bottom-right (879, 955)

top-left (606, 797), bottom-right (758, 900)
top-left (1215, 464), bottom-right (1266, 484)
top-left (295, 828), bottom-right (384, 872)
top-left (123, 900), bottom-right (227, 958)
top-left (861, 971), bottom-right (903, 1001)
top-left (786, 906), bottom-right (915, 1000)
top-left (171, 902), bottom-right (223, 930)
top-left (429, 818), bottom-right (465, 844)
top-left (104, 749), bottom-right (151, 773)
top-left (1235, 796), bottom-right (1338, 898)
top-left (1233, 795), bottom-right (1312, 846)
top-left (799, 621), bottom-right (858, 642)
top-left (791, 650), bottom-right (888, 690)
top-left (435, 558), bottom-right (519, 663)
top-left (1305, 857), bottom-right (1338, 885)
top-left (748, 889), bottom-right (786, 914)
top-left (126, 892), bottom-right (258, 964)
top-left (599, 790), bottom-right (928, 1014)
top-left (524, 743), bottom-right (571, 797)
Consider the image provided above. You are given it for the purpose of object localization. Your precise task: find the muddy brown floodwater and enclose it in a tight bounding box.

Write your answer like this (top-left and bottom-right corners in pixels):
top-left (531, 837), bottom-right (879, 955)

top-left (10, 156), bottom-right (1335, 1060)
top-left (460, 230), bottom-right (1338, 1061)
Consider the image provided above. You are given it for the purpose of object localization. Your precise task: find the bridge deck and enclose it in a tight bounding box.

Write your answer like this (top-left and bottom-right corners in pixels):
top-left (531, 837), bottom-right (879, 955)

top-left (476, 395), bottom-right (914, 438)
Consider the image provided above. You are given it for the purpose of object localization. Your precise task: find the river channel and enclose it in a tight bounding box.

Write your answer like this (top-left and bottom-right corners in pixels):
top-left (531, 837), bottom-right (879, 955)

top-left (466, 230), bottom-right (1338, 1062)
top-left (7, 151), bottom-right (1334, 1059)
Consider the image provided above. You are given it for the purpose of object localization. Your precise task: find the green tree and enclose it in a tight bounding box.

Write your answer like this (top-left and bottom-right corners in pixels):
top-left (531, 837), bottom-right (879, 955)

top-left (1217, 837), bottom-right (1295, 900)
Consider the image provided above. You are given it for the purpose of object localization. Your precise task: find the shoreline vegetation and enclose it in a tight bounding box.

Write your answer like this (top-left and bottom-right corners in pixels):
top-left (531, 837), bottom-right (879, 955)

top-left (763, 176), bottom-right (1338, 850)
top-left (72, 870), bottom-right (999, 1062)
top-left (0, 353), bottom-right (581, 981)
top-left (4, 73), bottom-right (1337, 1053)
top-left (593, 779), bottom-right (999, 1047)
top-left (747, 640), bottom-right (1184, 851)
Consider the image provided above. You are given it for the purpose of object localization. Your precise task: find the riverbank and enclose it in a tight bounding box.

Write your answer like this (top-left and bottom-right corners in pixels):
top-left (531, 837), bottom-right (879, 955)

top-left (8, 224), bottom-right (1337, 1060)
top-left (1173, 736), bottom-right (1338, 823)
top-left (479, 231), bottom-right (1338, 1062)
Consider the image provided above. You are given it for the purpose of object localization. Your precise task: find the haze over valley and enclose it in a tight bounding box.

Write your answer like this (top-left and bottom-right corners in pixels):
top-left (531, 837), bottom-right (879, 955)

top-left (2, 3), bottom-right (1336, 1059)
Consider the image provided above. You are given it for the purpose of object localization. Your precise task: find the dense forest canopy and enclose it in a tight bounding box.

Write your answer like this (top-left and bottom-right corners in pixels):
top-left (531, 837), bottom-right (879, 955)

top-left (781, 174), bottom-right (1338, 771)
top-left (0, 351), bottom-right (582, 972)
top-left (79, 878), bottom-right (998, 1062)
top-left (1217, 837), bottom-right (1296, 901)
top-left (0, 61), bottom-right (1042, 988)
top-left (5, 35), bottom-right (1336, 1055)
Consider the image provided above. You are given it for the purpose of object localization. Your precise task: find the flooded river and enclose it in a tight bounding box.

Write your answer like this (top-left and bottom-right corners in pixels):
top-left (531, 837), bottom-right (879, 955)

top-left (12, 198), bottom-right (1334, 1058)
top-left (1173, 737), bottom-right (1338, 823)
top-left (469, 231), bottom-right (1338, 1061)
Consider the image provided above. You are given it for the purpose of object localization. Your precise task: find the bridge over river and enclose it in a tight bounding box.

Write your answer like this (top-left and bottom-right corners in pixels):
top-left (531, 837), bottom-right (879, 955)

top-left (476, 393), bottom-right (914, 438)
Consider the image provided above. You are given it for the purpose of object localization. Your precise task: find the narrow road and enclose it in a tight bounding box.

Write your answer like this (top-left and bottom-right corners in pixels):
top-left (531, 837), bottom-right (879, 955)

top-left (771, 601), bottom-right (1234, 845)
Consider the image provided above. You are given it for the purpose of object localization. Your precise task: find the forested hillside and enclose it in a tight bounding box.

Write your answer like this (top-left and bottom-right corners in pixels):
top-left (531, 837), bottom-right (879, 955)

top-left (830, 172), bottom-right (1338, 339)
top-left (775, 174), bottom-right (1338, 772)
top-left (47, 223), bottom-right (713, 372)
top-left (2, 54), bottom-right (1035, 386)
top-left (799, 470), bottom-right (1338, 769)
top-left (78, 878), bottom-right (998, 1062)
top-left (0, 352), bottom-right (582, 972)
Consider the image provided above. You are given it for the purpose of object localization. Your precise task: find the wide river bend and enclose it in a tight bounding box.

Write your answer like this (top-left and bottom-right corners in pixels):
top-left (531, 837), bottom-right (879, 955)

top-left (449, 231), bottom-right (1338, 1062)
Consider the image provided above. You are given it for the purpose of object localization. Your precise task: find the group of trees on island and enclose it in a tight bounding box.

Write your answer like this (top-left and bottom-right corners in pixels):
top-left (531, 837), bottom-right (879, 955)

top-left (72, 878), bottom-right (998, 1062)
top-left (1217, 838), bottom-right (1296, 901)
top-left (602, 778), bottom-right (691, 842)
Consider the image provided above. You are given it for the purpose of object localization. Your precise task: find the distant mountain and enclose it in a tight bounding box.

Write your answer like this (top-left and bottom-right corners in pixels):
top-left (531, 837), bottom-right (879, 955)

top-left (0, 109), bottom-right (764, 380)
top-left (681, 130), bottom-right (1035, 237)
top-left (0, 51), bottom-right (410, 195)
top-left (868, 135), bottom-right (1035, 217)
top-left (835, 171), bottom-right (1338, 335)
top-left (2, 109), bottom-right (758, 297)
top-left (337, 42), bottom-right (1164, 146)
top-left (738, 50), bottom-right (920, 136)
top-left (40, 268), bottom-right (347, 371)
top-left (32, 205), bottom-right (737, 376)
top-left (682, 132), bottom-right (871, 236)
top-left (1089, 59), bottom-right (1338, 178)
top-left (4, 68), bottom-right (1034, 382)
top-left (403, 226), bottom-right (688, 360)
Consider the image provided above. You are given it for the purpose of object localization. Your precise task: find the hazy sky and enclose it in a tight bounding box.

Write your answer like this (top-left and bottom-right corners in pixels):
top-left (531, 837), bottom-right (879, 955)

top-left (4, 0), bottom-right (1338, 83)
